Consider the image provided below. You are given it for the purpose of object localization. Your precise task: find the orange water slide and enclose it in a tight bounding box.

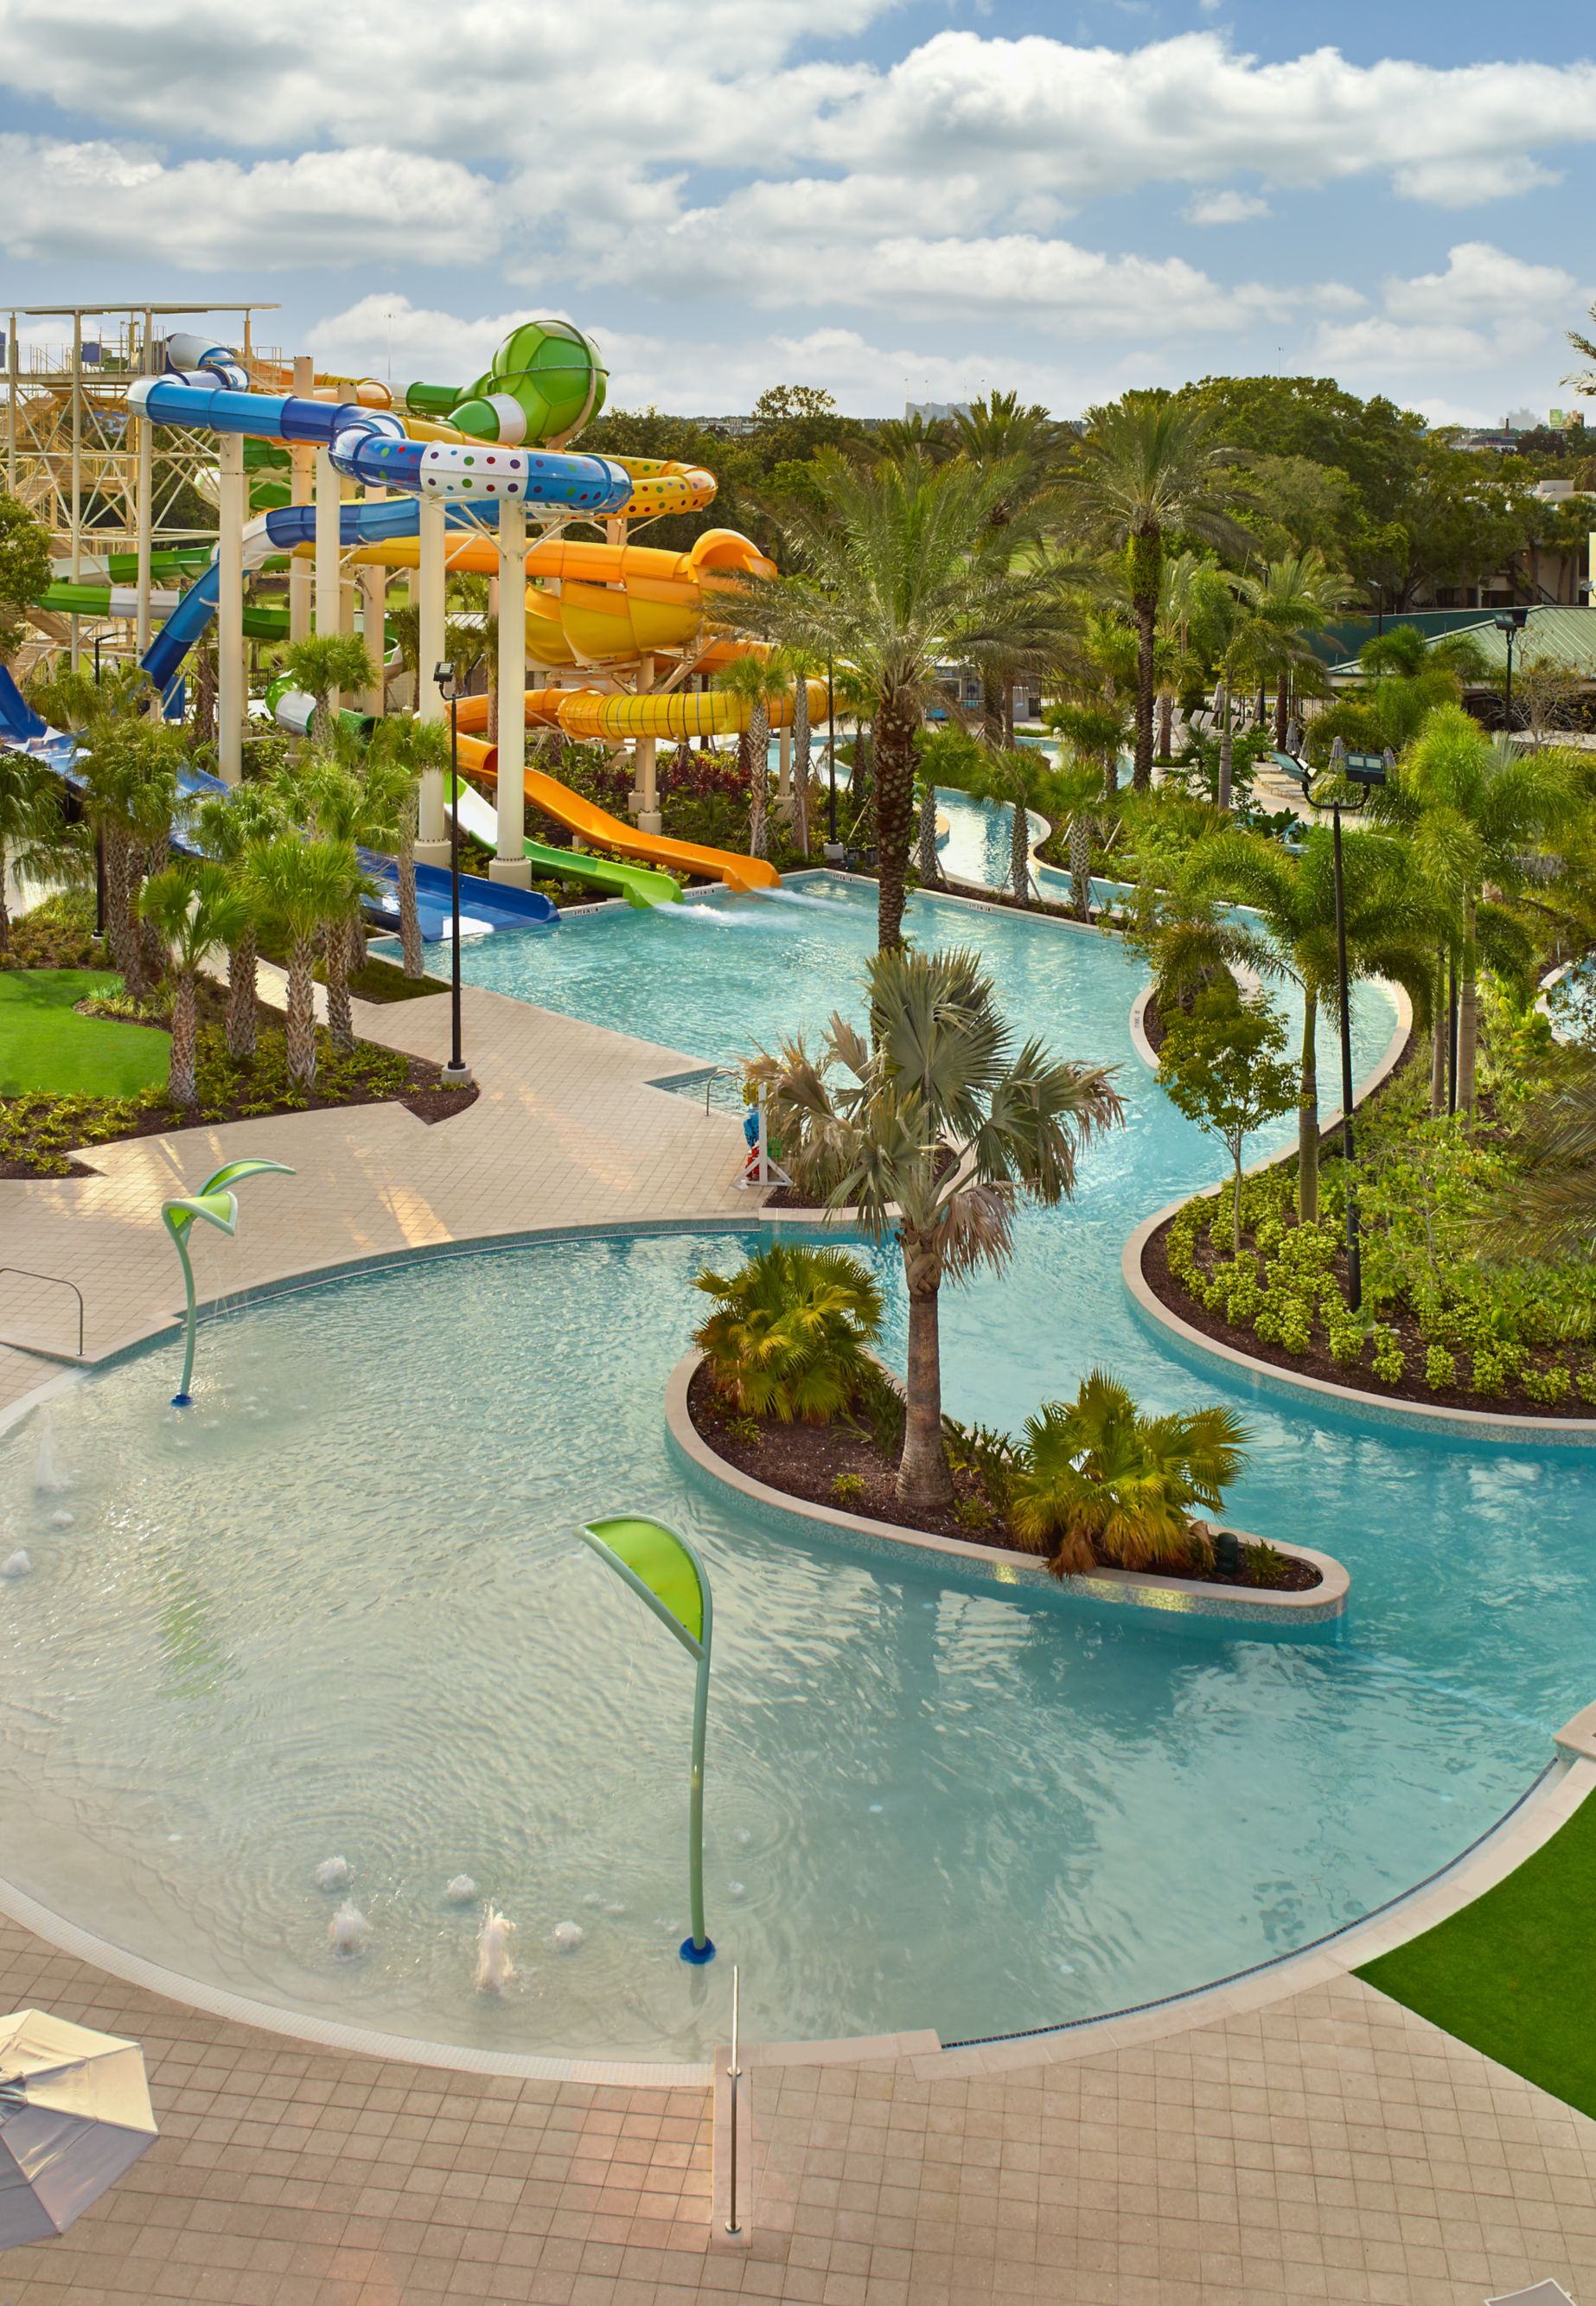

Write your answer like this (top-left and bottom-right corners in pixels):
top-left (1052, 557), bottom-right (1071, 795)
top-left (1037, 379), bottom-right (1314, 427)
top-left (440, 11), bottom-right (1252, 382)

top-left (452, 731), bottom-right (780, 893)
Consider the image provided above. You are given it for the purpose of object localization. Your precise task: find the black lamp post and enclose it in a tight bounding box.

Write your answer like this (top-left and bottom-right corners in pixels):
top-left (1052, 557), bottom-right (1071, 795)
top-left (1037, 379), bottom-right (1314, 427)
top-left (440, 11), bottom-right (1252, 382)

top-left (1494, 606), bottom-right (1529, 731)
top-left (1300, 738), bottom-right (1390, 1313)
top-left (432, 661), bottom-right (472, 1088)
top-left (93, 631), bottom-right (102, 687)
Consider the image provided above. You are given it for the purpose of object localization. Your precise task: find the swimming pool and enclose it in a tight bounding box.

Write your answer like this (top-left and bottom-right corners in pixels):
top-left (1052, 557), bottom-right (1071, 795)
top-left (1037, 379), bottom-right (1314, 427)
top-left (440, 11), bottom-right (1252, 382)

top-left (3, 880), bottom-right (1593, 2066)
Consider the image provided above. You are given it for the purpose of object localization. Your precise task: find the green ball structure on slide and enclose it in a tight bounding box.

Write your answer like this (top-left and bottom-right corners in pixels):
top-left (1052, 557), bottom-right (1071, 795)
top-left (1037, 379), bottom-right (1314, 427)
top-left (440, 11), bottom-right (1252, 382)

top-left (402, 322), bottom-right (609, 450)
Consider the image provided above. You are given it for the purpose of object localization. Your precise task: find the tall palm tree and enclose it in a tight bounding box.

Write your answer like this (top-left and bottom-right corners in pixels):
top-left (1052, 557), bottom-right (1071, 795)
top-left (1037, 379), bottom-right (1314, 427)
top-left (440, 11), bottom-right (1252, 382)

top-left (951, 393), bottom-right (1071, 747)
top-left (935, 742), bottom-right (1069, 908)
top-left (712, 655), bottom-right (788, 857)
top-left (0, 751), bottom-right (86, 955)
top-left (75, 717), bottom-right (183, 999)
top-left (1185, 827), bottom-right (1438, 1219)
top-left (137, 861), bottom-right (250, 1108)
top-left (245, 834), bottom-right (361, 1087)
top-left (750, 944), bottom-right (1125, 1514)
top-left (1367, 706), bottom-right (1574, 1114)
top-left (1047, 755), bottom-right (1112, 921)
top-left (291, 762), bottom-right (388, 1051)
top-left (189, 787), bottom-right (283, 1060)
top-left (718, 450), bottom-right (1067, 948)
top-left (1067, 394), bottom-right (1251, 792)
top-left (1224, 550), bottom-right (1347, 746)
top-left (1010, 1370), bottom-right (1251, 1576)
top-left (368, 714), bottom-right (448, 975)
top-left (280, 635), bottom-right (374, 748)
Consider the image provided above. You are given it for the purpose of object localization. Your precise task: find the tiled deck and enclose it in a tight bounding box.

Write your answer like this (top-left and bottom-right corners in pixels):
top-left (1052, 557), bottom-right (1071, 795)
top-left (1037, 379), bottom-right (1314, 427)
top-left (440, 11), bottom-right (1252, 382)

top-left (3, 968), bottom-right (1595, 2303)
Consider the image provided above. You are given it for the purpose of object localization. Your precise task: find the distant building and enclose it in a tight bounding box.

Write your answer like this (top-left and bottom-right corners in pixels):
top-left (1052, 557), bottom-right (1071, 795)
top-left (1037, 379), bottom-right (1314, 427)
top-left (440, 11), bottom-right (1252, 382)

top-left (906, 399), bottom-right (972, 423)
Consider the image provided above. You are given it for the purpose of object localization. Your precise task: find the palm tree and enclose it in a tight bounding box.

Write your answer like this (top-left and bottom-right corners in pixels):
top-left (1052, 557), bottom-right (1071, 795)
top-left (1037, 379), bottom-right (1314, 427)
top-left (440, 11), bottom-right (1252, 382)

top-left (189, 787), bottom-right (283, 1060)
top-left (718, 450), bottom-right (1067, 948)
top-left (1223, 550), bottom-right (1347, 746)
top-left (1048, 755), bottom-right (1114, 921)
top-left (137, 862), bottom-right (250, 1108)
top-left (712, 655), bottom-right (788, 856)
top-left (75, 717), bottom-right (183, 1000)
top-left (935, 742), bottom-right (1068, 908)
top-left (290, 763), bottom-right (388, 1051)
top-left (0, 751), bottom-right (87, 955)
top-left (1184, 826), bottom-right (1438, 1219)
top-left (693, 1242), bottom-right (884, 1421)
top-left (368, 714), bottom-right (449, 976)
top-left (1367, 706), bottom-right (1574, 1114)
top-left (951, 393), bottom-right (1071, 746)
top-left (1010, 1370), bottom-right (1251, 1576)
top-left (1482, 1069), bottom-right (1596, 1263)
top-left (751, 944), bottom-right (1125, 1514)
top-left (280, 635), bottom-right (374, 748)
top-left (1066, 395), bottom-right (1250, 791)
top-left (245, 834), bottom-right (361, 1087)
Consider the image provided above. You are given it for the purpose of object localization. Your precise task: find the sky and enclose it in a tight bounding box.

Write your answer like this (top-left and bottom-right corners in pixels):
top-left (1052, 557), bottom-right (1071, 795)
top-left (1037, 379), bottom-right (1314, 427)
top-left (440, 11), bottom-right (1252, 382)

top-left (0, 0), bottom-right (1592, 429)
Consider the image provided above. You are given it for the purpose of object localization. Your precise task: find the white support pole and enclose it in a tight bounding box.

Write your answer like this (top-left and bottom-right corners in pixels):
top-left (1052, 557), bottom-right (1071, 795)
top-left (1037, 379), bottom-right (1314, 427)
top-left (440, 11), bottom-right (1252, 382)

top-left (634, 651), bottom-right (661, 834)
top-left (314, 446), bottom-right (341, 642)
top-left (69, 310), bottom-right (82, 673)
top-left (490, 497), bottom-right (531, 885)
top-left (288, 355), bottom-right (313, 643)
top-left (216, 433), bottom-right (246, 785)
top-left (340, 477), bottom-right (357, 637)
top-left (134, 309), bottom-right (154, 659)
top-left (359, 486), bottom-right (386, 715)
top-left (416, 493), bottom-right (448, 861)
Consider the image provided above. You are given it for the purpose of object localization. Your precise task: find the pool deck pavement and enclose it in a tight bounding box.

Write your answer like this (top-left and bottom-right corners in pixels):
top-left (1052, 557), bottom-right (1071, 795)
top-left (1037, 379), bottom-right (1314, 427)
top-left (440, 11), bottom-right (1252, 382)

top-left (3, 969), bottom-right (1596, 2303)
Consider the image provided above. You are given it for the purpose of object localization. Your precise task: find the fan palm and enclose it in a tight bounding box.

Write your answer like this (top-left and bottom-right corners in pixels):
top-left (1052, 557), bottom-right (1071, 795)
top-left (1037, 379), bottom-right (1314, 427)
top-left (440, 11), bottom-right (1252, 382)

top-left (1010, 1370), bottom-right (1251, 1576)
top-left (1066, 395), bottom-right (1251, 791)
top-left (1365, 706), bottom-right (1575, 1115)
top-left (750, 944), bottom-right (1125, 1513)
top-left (716, 450), bottom-right (1068, 948)
top-left (280, 635), bottom-right (375, 748)
top-left (693, 1242), bottom-right (884, 1421)
top-left (244, 834), bottom-right (361, 1086)
top-left (1184, 827), bottom-right (1438, 1219)
top-left (0, 751), bottom-right (87, 955)
top-left (137, 861), bottom-right (250, 1108)
top-left (188, 787), bottom-right (283, 1060)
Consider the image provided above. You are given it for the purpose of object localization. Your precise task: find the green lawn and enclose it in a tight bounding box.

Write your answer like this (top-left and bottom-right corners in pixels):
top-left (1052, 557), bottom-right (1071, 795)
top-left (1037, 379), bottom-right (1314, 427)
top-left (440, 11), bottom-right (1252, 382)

top-left (0, 970), bottom-right (171, 1097)
top-left (1357, 1789), bottom-right (1596, 2118)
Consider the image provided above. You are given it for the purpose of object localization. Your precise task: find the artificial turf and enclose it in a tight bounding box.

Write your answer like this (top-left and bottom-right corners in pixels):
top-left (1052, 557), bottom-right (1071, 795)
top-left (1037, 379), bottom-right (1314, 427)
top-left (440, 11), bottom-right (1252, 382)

top-left (0, 969), bottom-right (171, 1097)
top-left (1357, 1786), bottom-right (1596, 2118)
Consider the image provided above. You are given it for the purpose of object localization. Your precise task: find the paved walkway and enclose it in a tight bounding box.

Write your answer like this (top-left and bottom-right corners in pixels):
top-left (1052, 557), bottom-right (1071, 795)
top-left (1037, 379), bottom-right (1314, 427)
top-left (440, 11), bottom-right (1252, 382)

top-left (3, 968), bottom-right (1596, 2303)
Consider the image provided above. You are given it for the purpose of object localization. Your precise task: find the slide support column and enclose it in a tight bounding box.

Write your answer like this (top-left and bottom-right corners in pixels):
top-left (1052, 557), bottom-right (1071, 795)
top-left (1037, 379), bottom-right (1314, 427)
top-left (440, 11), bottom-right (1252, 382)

top-left (134, 309), bottom-right (154, 658)
top-left (360, 486), bottom-right (386, 716)
top-left (288, 355), bottom-right (313, 644)
top-left (490, 497), bottom-right (531, 886)
top-left (416, 494), bottom-right (449, 862)
top-left (216, 432), bottom-right (246, 785)
top-left (634, 652), bottom-right (661, 835)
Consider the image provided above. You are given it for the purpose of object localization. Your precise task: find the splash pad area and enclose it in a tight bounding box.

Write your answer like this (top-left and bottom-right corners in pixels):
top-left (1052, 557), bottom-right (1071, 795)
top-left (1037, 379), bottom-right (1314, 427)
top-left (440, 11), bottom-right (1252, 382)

top-left (3, 883), bottom-right (1595, 2070)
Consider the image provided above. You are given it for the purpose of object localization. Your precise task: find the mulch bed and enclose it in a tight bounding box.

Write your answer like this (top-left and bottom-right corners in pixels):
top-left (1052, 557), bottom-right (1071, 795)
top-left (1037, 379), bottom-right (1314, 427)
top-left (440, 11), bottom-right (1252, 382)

top-left (687, 1362), bottom-right (1319, 1591)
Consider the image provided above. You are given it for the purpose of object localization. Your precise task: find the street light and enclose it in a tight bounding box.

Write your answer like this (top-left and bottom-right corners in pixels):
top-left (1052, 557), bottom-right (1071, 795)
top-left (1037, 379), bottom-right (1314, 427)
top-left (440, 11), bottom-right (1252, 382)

top-left (432, 660), bottom-right (473, 1089)
top-left (1494, 607), bottom-right (1529, 731)
top-left (1299, 738), bottom-right (1389, 1313)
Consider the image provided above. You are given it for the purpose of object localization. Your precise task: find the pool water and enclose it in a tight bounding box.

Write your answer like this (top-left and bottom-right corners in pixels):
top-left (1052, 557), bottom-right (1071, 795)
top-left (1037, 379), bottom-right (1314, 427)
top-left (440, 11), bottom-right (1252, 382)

top-left (3, 878), bottom-right (1593, 2066)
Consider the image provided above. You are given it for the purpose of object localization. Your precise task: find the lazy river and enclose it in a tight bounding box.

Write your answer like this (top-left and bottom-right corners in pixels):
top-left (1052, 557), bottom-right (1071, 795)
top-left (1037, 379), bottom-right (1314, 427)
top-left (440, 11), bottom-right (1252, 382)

top-left (2, 871), bottom-right (1592, 2066)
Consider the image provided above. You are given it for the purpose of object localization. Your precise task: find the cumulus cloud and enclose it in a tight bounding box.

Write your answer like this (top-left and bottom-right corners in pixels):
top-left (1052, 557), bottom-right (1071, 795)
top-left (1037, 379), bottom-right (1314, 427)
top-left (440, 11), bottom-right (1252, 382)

top-left (1312, 242), bottom-right (1585, 379)
top-left (1184, 189), bottom-right (1269, 225)
top-left (0, 137), bottom-right (495, 268)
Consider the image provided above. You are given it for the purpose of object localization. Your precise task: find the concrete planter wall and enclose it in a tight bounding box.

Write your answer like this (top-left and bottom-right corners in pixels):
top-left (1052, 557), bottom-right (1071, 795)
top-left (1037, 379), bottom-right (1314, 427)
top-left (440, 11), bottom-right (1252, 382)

top-left (666, 1351), bottom-right (1349, 1631)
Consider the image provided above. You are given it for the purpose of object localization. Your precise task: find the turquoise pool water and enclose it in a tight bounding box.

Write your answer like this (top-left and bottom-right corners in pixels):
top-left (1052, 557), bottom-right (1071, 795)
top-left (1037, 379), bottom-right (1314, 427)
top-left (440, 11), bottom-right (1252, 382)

top-left (3, 879), bottom-right (1593, 2065)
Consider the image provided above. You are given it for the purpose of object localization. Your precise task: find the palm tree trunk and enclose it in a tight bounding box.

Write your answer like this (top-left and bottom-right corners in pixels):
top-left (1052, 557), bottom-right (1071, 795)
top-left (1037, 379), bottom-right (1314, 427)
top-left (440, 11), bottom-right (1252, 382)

top-left (874, 690), bottom-right (917, 950)
top-left (226, 921), bottom-right (259, 1063)
top-left (748, 704), bottom-right (770, 856)
top-left (1430, 949), bottom-right (1447, 1117)
top-left (1274, 681), bottom-right (1289, 749)
top-left (792, 678), bottom-right (810, 856)
top-left (103, 827), bottom-right (130, 973)
top-left (1298, 996), bottom-right (1319, 1222)
top-left (0, 844), bottom-right (10, 959)
top-left (324, 919), bottom-right (355, 1053)
top-left (285, 933), bottom-right (317, 1086)
top-left (1003, 681), bottom-right (1015, 750)
top-left (1217, 724), bottom-right (1233, 813)
top-left (399, 797), bottom-right (424, 979)
top-left (896, 1242), bottom-right (953, 1515)
top-left (1069, 812), bottom-right (1092, 921)
top-left (1129, 526), bottom-right (1159, 792)
top-left (169, 974), bottom-right (199, 1108)
top-left (980, 669), bottom-right (1004, 749)
top-left (916, 783), bottom-right (940, 885)
top-left (1158, 693), bottom-right (1173, 762)
top-left (1458, 897), bottom-right (1479, 1115)
top-left (1009, 783), bottom-right (1031, 905)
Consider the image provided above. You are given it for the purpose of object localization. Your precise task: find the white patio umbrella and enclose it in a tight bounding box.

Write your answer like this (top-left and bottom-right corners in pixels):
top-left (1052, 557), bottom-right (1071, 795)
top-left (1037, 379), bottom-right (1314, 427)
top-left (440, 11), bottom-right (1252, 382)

top-left (0, 2010), bottom-right (158, 2247)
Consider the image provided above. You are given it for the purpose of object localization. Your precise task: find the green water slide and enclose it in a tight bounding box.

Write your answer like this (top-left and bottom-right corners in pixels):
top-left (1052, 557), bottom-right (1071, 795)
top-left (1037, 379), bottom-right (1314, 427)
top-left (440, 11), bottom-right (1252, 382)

top-left (448, 773), bottom-right (680, 910)
top-left (37, 580), bottom-right (292, 641)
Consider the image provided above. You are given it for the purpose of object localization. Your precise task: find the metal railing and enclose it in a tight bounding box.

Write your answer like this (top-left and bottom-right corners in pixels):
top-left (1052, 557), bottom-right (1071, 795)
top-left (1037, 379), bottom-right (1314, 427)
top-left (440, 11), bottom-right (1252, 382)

top-left (0, 1266), bottom-right (86, 1359)
top-left (725, 1964), bottom-right (743, 2238)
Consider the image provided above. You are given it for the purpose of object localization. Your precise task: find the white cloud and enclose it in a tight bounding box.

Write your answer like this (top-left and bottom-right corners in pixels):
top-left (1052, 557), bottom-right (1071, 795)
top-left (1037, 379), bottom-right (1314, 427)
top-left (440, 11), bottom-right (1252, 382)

top-left (1184, 189), bottom-right (1269, 225)
top-left (1312, 241), bottom-right (1585, 380)
top-left (0, 137), bottom-right (495, 268)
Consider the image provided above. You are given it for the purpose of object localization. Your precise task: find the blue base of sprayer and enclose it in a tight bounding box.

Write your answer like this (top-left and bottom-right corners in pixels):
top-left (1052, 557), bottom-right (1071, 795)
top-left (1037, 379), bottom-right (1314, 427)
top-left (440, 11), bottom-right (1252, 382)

top-left (170, 1392), bottom-right (193, 1408)
top-left (680, 1935), bottom-right (717, 1965)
